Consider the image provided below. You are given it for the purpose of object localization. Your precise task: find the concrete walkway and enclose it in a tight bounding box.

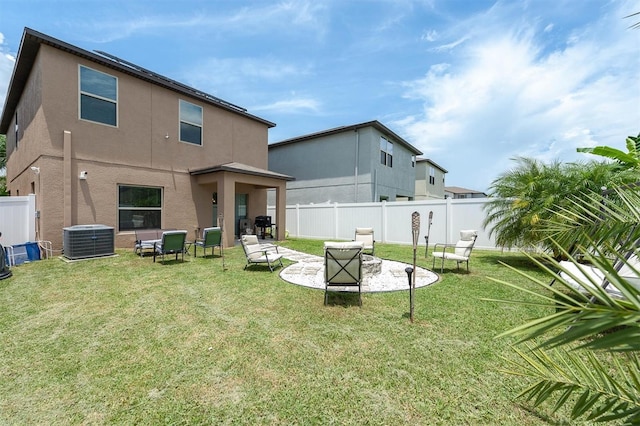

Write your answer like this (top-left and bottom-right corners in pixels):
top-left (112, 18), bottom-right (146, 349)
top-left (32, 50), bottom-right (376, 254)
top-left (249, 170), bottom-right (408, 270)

top-left (276, 246), bottom-right (439, 293)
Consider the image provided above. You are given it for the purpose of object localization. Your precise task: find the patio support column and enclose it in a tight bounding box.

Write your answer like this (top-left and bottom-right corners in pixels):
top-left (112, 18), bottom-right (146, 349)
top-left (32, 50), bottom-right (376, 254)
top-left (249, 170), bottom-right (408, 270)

top-left (219, 172), bottom-right (235, 248)
top-left (275, 183), bottom-right (286, 240)
top-left (63, 130), bottom-right (72, 227)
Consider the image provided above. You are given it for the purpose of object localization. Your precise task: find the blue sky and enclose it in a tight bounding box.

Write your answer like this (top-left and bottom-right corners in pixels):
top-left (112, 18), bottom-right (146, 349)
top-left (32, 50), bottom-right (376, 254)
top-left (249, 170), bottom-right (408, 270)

top-left (1, 0), bottom-right (638, 192)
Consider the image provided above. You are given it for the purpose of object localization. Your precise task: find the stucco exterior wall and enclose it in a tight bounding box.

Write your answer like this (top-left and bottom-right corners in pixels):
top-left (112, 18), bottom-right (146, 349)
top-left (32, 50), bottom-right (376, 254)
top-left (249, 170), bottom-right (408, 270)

top-left (5, 43), bottom-right (275, 250)
top-left (415, 160), bottom-right (447, 200)
top-left (268, 124), bottom-right (419, 204)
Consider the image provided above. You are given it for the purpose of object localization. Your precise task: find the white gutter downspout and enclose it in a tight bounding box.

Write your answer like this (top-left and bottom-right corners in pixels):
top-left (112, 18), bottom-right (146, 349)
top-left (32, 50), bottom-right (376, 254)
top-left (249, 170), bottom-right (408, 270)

top-left (354, 129), bottom-right (359, 202)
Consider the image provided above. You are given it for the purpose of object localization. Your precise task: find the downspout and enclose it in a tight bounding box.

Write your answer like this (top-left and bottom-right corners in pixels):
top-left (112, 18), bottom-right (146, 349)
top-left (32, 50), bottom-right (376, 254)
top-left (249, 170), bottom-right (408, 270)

top-left (354, 129), bottom-right (359, 202)
top-left (374, 169), bottom-right (378, 202)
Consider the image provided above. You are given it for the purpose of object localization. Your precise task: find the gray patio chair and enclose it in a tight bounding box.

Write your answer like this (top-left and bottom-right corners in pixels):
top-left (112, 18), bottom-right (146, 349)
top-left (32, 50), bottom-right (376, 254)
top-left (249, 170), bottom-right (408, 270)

top-left (354, 227), bottom-right (375, 255)
top-left (432, 230), bottom-right (478, 272)
top-left (324, 241), bottom-right (364, 306)
top-left (153, 230), bottom-right (188, 263)
top-left (241, 234), bottom-right (283, 272)
top-left (194, 227), bottom-right (222, 257)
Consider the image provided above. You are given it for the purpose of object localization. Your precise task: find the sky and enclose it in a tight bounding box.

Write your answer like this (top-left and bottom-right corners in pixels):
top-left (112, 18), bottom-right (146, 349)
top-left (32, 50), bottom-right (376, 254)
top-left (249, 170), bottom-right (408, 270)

top-left (0, 0), bottom-right (638, 192)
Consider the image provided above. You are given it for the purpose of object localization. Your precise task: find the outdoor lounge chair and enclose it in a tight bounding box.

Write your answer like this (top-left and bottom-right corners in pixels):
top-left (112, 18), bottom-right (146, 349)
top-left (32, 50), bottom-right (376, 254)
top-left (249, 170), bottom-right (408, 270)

top-left (153, 230), bottom-right (188, 263)
top-left (354, 227), bottom-right (375, 256)
top-left (558, 254), bottom-right (640, 299)
top-left (241, 234), bottom-right (283, 272)
top-left (432, 230), bottom-right (478, 272)
top-left (194, 227), bottom-right (222, 257)
top-left (324, 241), bottom-right (364, 306)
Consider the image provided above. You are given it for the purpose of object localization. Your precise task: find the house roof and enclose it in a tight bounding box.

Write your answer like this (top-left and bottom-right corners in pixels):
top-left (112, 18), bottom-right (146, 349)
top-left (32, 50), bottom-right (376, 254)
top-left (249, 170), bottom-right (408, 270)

top-left (0, 27), bottom-right (275, 133)
top-left (444, 186), bottom-right (487, 195)
top-left (416, 157), bottom-right (448, 173)
top-left (268, 120), bottom-right (423, 156)
top-left (190, 162), bottom-right (294, 181)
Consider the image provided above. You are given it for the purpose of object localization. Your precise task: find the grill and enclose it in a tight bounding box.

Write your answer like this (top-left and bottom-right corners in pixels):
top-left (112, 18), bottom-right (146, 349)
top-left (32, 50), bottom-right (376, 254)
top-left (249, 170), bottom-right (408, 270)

top-left (255, 216), bottom-right (273, 238)
top-left (255, 216), bottom-right (271, 228)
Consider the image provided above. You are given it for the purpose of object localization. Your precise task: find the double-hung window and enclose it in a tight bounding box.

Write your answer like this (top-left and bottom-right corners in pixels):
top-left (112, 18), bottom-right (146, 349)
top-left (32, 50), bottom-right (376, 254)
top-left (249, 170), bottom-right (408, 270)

top-left (380, 137), bottom-right (393, 167)
top-left (79, 65), bottom-right (117, 126)
top-left (118, 185), bottom-right (162, 231)
top-left (429, 167), bottom-right (435, 185)
top-left (179, 100), bottom-right (203, 145)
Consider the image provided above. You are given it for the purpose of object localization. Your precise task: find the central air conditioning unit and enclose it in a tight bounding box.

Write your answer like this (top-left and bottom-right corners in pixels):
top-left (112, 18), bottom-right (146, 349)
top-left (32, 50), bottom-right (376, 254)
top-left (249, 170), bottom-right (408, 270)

top-left (63, 224), bottom-right (115, 260)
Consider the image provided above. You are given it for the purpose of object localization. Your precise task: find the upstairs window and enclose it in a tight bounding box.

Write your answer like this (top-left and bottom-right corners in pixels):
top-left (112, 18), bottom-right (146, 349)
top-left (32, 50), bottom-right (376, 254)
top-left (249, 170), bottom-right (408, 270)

top-left (79, 66), bottom-right (117, 126)
top-left (179, 100), bottom-right (203, 145)
top-left (429, 167), bottom-right (435, 185)
top-left (380, 137), bottom-right (393, 167)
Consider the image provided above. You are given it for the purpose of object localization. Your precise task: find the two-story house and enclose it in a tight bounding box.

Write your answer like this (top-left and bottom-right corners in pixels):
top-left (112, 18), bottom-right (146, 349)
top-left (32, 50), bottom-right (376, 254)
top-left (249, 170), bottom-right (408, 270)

top-left (444, 186), bottom-right (488, 199)
top-left (268, 121), bottom-right (422, 204)
top-left (0, 28), bottom-right (292, 250)
top-left (414, 158), bottom-right (448, 200)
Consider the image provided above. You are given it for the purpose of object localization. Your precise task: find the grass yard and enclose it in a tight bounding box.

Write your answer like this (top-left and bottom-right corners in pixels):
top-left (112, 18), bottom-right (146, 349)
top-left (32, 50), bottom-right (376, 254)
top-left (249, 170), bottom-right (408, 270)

top-left (0, 238), bottom-right (579, 424)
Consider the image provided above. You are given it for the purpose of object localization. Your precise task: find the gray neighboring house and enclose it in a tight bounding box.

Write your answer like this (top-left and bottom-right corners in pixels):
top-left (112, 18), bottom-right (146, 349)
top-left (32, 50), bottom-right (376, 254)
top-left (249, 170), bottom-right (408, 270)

top-left (415, 158), bottom-right (448, 200)
top-left (445, 186), bottom-right (488, 199)
top-left (268, 121), bottom-right (423, 204)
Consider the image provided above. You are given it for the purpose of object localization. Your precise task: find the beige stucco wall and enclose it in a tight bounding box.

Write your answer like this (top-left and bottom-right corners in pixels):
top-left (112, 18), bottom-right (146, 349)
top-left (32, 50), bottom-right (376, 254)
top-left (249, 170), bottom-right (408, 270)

top-left (6, 44), bottom-right (277, 251)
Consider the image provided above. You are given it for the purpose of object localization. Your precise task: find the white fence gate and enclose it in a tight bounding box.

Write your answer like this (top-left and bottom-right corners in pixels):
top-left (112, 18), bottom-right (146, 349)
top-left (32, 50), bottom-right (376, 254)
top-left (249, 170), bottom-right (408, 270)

top-left (268, 198), bottom-right (497, 249)
top-left (0, 194), bottom-right (37, 246)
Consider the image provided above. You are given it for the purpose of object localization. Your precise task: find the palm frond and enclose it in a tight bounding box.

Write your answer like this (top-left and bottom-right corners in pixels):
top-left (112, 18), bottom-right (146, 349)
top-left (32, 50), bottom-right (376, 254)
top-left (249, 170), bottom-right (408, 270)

top-left (502, 344), bottom-right (640, 422)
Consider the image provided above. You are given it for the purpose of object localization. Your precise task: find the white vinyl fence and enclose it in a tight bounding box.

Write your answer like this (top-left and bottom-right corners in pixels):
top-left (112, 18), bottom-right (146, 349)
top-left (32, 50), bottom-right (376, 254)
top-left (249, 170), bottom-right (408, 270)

top-left (0, 194), bottom-right (37, 246)
top-left (268, 198), bottom-right (497, 249)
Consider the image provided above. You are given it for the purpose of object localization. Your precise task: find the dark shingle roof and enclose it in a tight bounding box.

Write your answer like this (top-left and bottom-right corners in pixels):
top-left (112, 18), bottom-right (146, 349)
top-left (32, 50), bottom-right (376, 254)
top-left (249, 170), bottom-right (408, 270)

top-left (269, 120), bottom-right (423, 156)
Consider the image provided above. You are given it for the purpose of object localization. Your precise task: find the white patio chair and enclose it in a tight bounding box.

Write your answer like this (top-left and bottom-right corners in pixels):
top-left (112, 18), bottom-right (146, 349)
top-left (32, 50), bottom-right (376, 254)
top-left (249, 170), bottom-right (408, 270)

top-left (241, 234), bottom-right (283, 272)
top-left (354, 227), bottom-right (375, 256)
top-left (324, 241), bottom-right (364, 306)
top-left (432, 230), bottom-right (478, 273)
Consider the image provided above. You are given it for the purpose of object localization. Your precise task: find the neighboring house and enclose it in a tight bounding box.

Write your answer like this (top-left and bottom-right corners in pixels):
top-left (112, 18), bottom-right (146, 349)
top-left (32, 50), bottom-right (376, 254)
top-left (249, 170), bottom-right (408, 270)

top-left (414, 158), bottom-right (447, 200)
top-left (0, 28), bottom-right (292, 250)
top-left (268, 121), bottom-right (422, 204)
top-left (444, 186), bottom-right (488, 199)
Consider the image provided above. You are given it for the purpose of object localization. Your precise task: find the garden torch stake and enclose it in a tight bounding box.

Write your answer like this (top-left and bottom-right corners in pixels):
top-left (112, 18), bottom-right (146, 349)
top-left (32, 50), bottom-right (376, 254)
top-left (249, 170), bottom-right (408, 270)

top-left (411, 211), bottom-right (420, 323)
top-left (424, 210), bottom-right (433, 257)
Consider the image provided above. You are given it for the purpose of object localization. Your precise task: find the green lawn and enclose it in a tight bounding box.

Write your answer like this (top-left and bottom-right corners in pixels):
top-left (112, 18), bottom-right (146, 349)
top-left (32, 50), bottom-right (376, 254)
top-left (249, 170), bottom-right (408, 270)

top-left (0, 239), bottom-right (577, 424)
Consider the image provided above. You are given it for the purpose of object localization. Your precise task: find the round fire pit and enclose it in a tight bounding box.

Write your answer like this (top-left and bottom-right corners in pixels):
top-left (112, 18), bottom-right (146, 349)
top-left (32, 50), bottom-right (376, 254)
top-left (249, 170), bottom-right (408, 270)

top-left (362, 254), bottom-right (382, 276)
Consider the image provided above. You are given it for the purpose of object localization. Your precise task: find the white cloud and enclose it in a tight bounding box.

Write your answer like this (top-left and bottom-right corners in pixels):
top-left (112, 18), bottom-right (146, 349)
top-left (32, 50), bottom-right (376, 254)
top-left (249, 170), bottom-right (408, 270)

top-left (396, 2), bottom-right (640, 191)
top-left (75, 0), bottom-right (329, 43)
top-left (252, 97), bottom-right (321, 114)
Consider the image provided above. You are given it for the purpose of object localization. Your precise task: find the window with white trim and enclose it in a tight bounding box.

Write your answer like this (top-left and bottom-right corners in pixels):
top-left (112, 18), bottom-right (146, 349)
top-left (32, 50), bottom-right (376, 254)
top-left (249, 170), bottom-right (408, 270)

top-left (79, 65), bottom-right (117, 126)
top-left (429, 166), bottom-right (435, 185)
top-left (380, 137), bottom-right (393, 167)
top-left (179, 100), bottom-right (203, 145)
top-left (118, 185), bottom-right (162, 231)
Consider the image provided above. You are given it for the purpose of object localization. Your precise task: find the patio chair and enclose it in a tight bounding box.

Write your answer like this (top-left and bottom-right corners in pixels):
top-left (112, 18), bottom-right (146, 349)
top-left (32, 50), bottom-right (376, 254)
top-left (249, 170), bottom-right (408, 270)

top-left (354, 227), bottom-right (375, 256)
top-left (153, 230), bottom-right (188, 263)
top-left (194, 227), bottom-right (222, 257)
top-left (324, 241), bottom-right (364, 306)
top-left (241, 234), bottom-right (283, 272)
top-left (432, 230), bottom-right (478, 272)
top-left (558, 254), bottom-right (640, 299)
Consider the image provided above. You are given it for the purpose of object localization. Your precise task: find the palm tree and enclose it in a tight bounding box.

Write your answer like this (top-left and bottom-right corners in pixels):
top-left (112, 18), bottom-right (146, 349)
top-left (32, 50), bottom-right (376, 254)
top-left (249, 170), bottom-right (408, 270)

top-left (482, 157), bottom-right (622, 254)
top-left (489, 184), bottom-right (640, 423)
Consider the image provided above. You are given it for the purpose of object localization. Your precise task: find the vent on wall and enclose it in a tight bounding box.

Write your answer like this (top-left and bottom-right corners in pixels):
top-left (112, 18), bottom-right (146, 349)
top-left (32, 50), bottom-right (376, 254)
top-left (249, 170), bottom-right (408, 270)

top-left (63, 225), bottom-right (115, 260)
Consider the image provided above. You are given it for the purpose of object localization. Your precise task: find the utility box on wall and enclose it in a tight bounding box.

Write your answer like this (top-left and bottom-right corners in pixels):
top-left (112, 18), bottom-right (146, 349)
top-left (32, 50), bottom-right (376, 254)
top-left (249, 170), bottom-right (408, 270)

top-left (63, 225), bottom-right (115, 260)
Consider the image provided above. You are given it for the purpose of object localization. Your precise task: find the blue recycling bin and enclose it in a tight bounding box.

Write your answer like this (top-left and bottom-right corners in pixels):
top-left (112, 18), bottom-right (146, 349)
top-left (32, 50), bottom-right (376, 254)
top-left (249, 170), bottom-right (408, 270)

top-left (12, 242), bottom-right (40, 265)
